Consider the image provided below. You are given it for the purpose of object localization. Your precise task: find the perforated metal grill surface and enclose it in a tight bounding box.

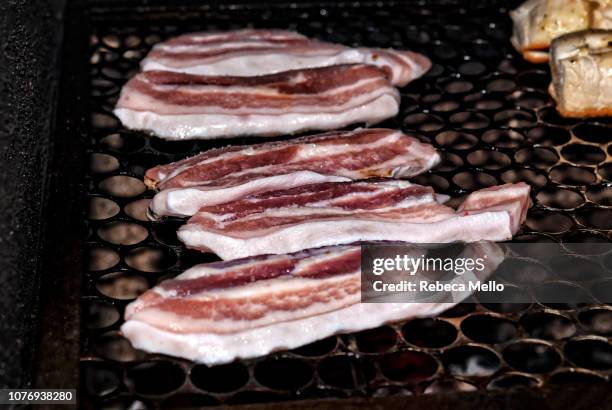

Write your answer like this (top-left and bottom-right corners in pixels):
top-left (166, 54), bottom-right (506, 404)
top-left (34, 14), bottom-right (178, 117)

top-left (80, 2), bottom-right (612, 408)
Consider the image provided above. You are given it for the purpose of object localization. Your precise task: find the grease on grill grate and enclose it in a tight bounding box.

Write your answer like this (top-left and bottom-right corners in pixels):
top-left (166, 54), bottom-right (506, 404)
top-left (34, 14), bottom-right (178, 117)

top-left (81, 3), bottom-right (612, 408)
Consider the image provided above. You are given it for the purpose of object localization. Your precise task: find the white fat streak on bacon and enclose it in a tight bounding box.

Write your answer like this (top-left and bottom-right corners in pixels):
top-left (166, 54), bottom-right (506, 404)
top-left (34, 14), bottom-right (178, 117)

top-left (148, 172), bottom-right (351, 219)
top-left (458, 183), bottom-right (532, 234)
top-left (276, 130), bottom-right (394, 161)
top-left (161, 29), bottom-right (309, 45)
top-left (145, 48), bottom-right (425, 87)
top-left (368, 140), bottom-right (441, 179)
top-left (178, 183), bottom-right (531, 259)
top-left (199, 180), bottom-right (436, 224)
top-left (160, 142), bottom-right (362, 184)
top-left (178, 212), bottom-right (513, 259)
top-left (188, 181), bottom-right (443, 229)
top-left (114, 94), bottom-right (398, 140)
top-left (141, 29), bottom-right (431, 87)
top-left (122, 302), bottom-right (454, 365)
top-left (163, 132), bottom-right (404, 185)
top-left (125, 246), bottom-right (360, 333)
top-left (116, 72), bottom-right (395, 116)
top-left (184, 204), bottom-right (459, 242)
top-left (142, 45), bottom-right (345, 71)
top-left (152, 29), bottom-right (329, 53)
top-left (128, 273), bottom-right (360, 334)
top-left (161, 244), bottom-right (356, 282)
top-left (153, 40), bottom-right (319, 54)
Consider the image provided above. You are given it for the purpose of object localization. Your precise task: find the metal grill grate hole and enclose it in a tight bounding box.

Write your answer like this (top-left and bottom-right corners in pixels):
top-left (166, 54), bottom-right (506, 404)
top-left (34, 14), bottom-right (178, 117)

top-left (564, 338), bottom-right (612, 370)
top-left (443, 345), bottom-right (500, 377)
top-left (191, 363), bottom-right (250, 393)
top-left (578, 308), bottom-right (612, 336)
top-left (378, 350), bottom-right (439, 383)
top-left (502, 341), bottom-right (561, 374)
top-left (401, 318), bottom-right (457, 348)
top-left (460, 314), bottom-right (517, 344)
top-left (254, 358), bottom-right (314, 390)
top-left (549, 369), bottom-right (607, 385)
top-left (487, 373), bottom-right (541, 390)
top-left (520, 312), bottom-right (576, 340)
top-left (93, 331), bottom-right (146, 362)
top-left (354, 326), bottom-right (398, 354)
top-left (83, 299), bottom-right (120, 329)
top-left (126, 361), bottom-right (186, 395)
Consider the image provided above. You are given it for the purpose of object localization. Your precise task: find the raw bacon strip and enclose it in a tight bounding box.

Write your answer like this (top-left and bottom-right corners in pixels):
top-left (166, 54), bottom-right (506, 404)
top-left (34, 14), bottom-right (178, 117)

top-left (121, 243), bottom-right (504, 365)
top-left (114, 64), bottom-right (400, 140)
top-left (141, 29), bottom-right (431, 87)
top-left (146, 129), bottom-right (438, 189)
top-left (178, 182), bottom-right (531, 260)
top-left (124, 246), bottom-right (362, 335)
top-left (189, 181), bottom-right (447, 225)
top-left (146, 128), bottom-right (441, 218)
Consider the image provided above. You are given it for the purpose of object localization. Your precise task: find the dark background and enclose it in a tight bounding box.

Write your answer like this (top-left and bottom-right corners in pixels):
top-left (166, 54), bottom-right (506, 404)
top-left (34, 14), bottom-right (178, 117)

top-left (0, 0), bottom-right (66, 389)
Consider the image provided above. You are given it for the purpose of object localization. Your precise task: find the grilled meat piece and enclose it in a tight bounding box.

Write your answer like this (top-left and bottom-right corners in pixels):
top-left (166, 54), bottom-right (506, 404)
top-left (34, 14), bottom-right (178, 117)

top-left (549, 29), bottom-right (612, 117)
top-left (510, 0), bottom-right (612, 63)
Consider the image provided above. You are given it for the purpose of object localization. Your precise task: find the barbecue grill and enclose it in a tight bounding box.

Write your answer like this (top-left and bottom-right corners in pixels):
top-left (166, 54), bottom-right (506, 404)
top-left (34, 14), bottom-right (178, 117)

top-left (2, 0), bottom-right (612, 408)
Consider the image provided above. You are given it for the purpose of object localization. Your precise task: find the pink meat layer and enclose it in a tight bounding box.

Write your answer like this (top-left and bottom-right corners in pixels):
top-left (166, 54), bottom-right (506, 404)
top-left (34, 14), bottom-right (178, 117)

top-left (114, 64), bottom-right (401, 140)
top-left (121, 243), bottom-right (504, 365)
top-left (145, 128), bottom-right (440, 218)
top-left (178, 182), bottom-right (531, 259)
top-left (141, 29), bottom-right (431, 87)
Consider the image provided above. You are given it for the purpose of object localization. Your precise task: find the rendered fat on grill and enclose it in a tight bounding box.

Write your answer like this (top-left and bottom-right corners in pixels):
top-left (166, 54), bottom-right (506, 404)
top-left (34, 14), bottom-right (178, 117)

top-left (145, 128), bottom-right (441, 218)
top-left (549, 29), bottom-right (612, 117)
top-left (114, 64), bottom-right (400, 140)
top-left (121, 243), bottom-right (504, 365)
top-left (178, 182), bottom-right (531, 260)
top-left (510, 0), bottom-right (612, 63)
top-left (140, 29), bottom-right (432, 87)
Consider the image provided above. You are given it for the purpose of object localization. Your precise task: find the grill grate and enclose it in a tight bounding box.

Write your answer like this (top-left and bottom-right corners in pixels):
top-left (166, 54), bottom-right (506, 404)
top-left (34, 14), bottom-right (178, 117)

top-left (80, 1), bottom-right (612, 408)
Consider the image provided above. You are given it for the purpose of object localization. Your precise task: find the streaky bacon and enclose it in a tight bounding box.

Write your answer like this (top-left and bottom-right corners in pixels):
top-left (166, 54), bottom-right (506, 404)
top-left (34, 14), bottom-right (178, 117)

top-left (178, 182), bottom-right (531, 260)
top-left (145, 128), bottom-right (441, 218)
top-left (121, 243), bottom-right (504, 365)
top-left (114, 64), bottom-right (400, 140)
top-left (124, 246), bottom-right (362, 334)
top-left (141, 29), bottom-right (431, 87)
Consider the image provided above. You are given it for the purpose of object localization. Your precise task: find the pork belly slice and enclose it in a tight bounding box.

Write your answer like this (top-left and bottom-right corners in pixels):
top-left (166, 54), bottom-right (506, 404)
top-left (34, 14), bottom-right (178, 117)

top-left (549, 30), bottom-right (612, 117)
top-left (114, 64), bottom-right (400, 140)
top-left (122, 243), bottom-right (503, 365)
top-left (178, 182), bottom-right (531, 260)
top-left (510, 0), bottom-right (612, 63)
top-left (146, 128), bottom-right (441, 218)
top-left (141, 29), bottom-right (431, 87)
